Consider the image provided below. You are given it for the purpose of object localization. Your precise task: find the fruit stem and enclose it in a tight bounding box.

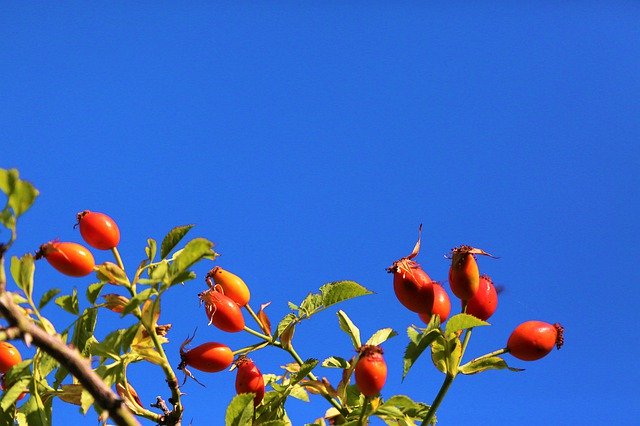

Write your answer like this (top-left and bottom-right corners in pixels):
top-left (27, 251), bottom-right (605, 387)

top-left (421, 374), bottom-right (455, 425)
top-left (459, 328), bottom-right (473, 360)
top-left (244, 304), bottom-right (269, 336)
top-left (112, 247), bottom-right (125, 269)
top-left (358, 396), bottom-right (370, 426)
top-left (286, 345), bottom-right (348, 417)
top-left (242, 326), bottom-right (274, 343)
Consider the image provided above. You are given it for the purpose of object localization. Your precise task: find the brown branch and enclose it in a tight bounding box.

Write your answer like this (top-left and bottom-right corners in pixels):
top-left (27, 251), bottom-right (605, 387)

top-left (0, 287), bottom-right (140, 426)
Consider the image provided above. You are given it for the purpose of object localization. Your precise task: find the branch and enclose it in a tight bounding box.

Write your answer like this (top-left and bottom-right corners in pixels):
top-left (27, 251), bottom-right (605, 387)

top-left (0, 266), bottom-right (140, 426)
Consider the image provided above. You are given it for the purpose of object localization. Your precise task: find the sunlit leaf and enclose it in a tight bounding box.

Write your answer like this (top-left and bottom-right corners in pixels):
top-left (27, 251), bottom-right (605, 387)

top-left (458, 356), bottom-right (524, 375)
top-left (95, 262), bottom-right (129, 286)
top-left (404, 327), bottom-right (442, 379)
top-left (160, 224), bottom-right (194, 259)
top-left (0, 169), bottom-right (39, 217)
top-left (444, 313), bottom-right (489, 335)
top-left (337, 310), bottom-right (361, 349)
top-left (322, 356), bottom-right (350, 369)
top-left (365, 328), bottom-right (397, 346)
top-left (145, 238), bottom-right (157, 262)
top-left (320, 281), bottom-right (372, 308)
top-left (10, 254), bottom-right (35, 299)
top-left (225, 393), bottom-right (254, 426)
top-left (55, 289), bottom-right (79, 315)
top-left (38, 288), bottom-right (61, 310)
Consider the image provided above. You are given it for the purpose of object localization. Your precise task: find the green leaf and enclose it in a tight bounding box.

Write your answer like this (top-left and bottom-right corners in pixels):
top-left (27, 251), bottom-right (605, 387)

top-left (0, 208), bottom-right (16, 232)
top-left (165, 238), bottom-right (215, 286)
top-left (95, 262), bottom-right (129, 286)
top-left (85, 282), bottom-right (105, 305)
top-left (1, 377), bottom-right (30, 410)
top-left (80, 388), bottom-right (94, 414)
top-left (55, 289), bottom-right (79, 315)
top-left (375, 395), bottom-right (430, 420)
top-left (365, 328), bottom-right (397, 346)
top-left (321, 356), bottom-right (350, 369)
top-left (444, 313), bottom-right (489, 335)
top-left (38, 288), bottom-right (61, 310)
top-left (337, 310), bottom-right (361, 349)
top-left (10, 254), bottom-right (35, 299)
top-left (459, 356), bottom-right (524, 375)
top-left (167, 270), bottom-right (196, 286)
top-left (298, 293), bottom-right (322, 318)
top-left (160, 224), bottom-right (194, 259)
top-left (320, 281), bottom-right (372, 308)
top-left (20, 380), bottom-right (52, 426)
top-left (225, 393), bottom-right (255, 426)
top-left (275, 313), bottom-right (297, 339)
top-left (122, 287), bottom-right (156, 316)
top-left (404, 327), bottom-right (442, 379)
top-left (288, 384), bottom-right (309, 402)
top-left (290, 359), bottom-right (319, 386)
top-left (0, 169), bottom-right (39, 217)
top-left (145, 238), bottom-right (157, 262)
top-left (71, 309), bottom-right (97, 354)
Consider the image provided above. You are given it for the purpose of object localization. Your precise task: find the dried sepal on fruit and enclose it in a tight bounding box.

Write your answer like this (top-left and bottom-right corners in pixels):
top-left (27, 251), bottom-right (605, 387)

top-left (448, 245), bottom-right (495, 301)
top-left (199, 288), bottom-right (245, 332)
top-left (387, 225), bottom-right (435, 313)
top-left (355, 345), bottom-right (387, 397)
top-left (507, 321), bottom-right (564, 361)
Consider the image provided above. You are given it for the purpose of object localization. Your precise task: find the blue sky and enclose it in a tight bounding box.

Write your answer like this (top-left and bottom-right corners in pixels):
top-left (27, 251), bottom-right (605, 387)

top-left (2, 3), bottom-right (639, 425)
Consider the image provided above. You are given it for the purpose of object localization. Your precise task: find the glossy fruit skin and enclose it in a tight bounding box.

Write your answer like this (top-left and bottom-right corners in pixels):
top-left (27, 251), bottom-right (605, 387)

top-left (199, 289), bottom-right (245, 332)
top-left (235, 357), bottom-right (265, 406)
top-left (39, 241), bottom-right (95, 277)
top-left (507, 321), bottom-right (564, 361)
top-left (418, 283), bottom-right (452, 324)
top-left (466, 275), bottom-right (498, 321)
top-left (388, 259), bottom-right (434, 313)
top-left (207, 267), bottom-right (250, 307)
top-left (0, 342), bottom-right (22, 374)
top-left (77, 211), bottom-right (120, 250)
top-left (355, 345), bottom-right (387, 397)
top-left (181, 342), bottom-right (233, 373)
top-left (448, 247), bottom-right (480, 301)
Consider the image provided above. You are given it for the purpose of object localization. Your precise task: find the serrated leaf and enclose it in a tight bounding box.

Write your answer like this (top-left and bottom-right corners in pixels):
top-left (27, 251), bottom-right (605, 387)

top-left (337, 310), bottom-right (361, 349)
top-left (275, 313), bottom-right (297, 339)
top-left (444, 313), bottom-right (489, 335)
top-left (299, 293), bottom-right (322, 318)
top-left (145, 238), bottom-right (157, 262)
top-left (165, 238), bottom-right (215, 285)
top-left (366, 328), bottom-right (397, 346)
top-left (71, 309), bottom-right (97, 354)
top-left (122, 287), bottom-right (156, 316)
top-left (55, 384), bottom-right (83, 405)
top-left (287, 302), bottom-right (298, 311)
top-left (38, 288), bottom-right (61, 310)
top-left (458, 356), bottom-right (524, 375)
top-left (291, 359), bottom-right (319, 386)
top-left (322, 356), bottom-right (350, 369)
top-left (288, 384), bottom-right (309, 402)
top-left (376, 395), bottom-right (430, 419)
top-left (0, 169), bottom-right (39, 217)
top-left (141, 298), bottom-right (160, 329)
top-left (95, 262), bottom-right (129, 286)
top-left (10, 254), bottom-right (35, 299)
top-left (85, 282), bottom-right (105, 305)
top-left (0, 377), bottom-right (29, 411)
top-left (55, 289), bottom-right (79, 315)
top-left (225, 393), bottom-right (255, 426)
top-left (167, 270), bottom-right (196, 286)
top-left (280, 321), bottom-right (296, 350)
top-left (320, 281), bottom-right (372, 308)
top-left (160, 225), bottom-right (194, 259)
top-left (403, 327), bottom-right (442, 379)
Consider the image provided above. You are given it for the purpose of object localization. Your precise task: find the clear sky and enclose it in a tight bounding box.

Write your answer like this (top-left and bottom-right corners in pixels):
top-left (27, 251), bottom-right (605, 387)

top-left (2, 3), bottom-right (639, 425)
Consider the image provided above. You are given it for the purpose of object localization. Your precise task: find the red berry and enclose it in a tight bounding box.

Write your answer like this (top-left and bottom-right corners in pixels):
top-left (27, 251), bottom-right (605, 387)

top-left (507, 321), bottom-right (564, 361)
